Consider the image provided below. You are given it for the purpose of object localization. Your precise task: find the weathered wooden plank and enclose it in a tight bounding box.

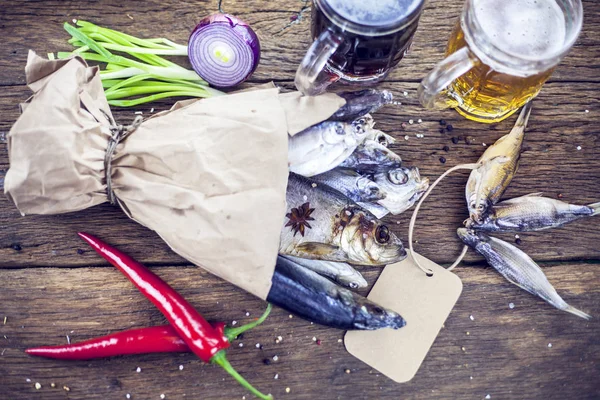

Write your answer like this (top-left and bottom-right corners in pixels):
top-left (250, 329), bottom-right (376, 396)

top-left (1, 81), bottom-right (598, 267)
top-left (0, 262), bottom-right (597, 399)
top-left (0, 0), bottom-right (599, 87)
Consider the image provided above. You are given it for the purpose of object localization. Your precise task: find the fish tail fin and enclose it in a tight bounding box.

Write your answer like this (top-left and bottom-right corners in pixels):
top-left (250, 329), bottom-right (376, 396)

top-left (588, 202), bottom-right (600, 216)
top-left (563, 305), bottom-right (592, 320)
top-left (510, 101), bottom-right (533, 139)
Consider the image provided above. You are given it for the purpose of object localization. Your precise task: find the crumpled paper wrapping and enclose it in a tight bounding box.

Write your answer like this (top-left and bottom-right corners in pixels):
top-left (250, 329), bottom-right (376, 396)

top-left (4, 51), bottom-right (345, 299)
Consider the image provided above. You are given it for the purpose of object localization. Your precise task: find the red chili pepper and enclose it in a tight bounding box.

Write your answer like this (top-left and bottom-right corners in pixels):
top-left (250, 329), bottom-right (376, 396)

top-left (76, 232), bottom-right (272, 400)
top-left (26, 306), bottom-right (272, 360)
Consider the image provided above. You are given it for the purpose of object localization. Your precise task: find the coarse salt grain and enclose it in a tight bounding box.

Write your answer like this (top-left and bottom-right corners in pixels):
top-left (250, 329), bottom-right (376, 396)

top-left (403, 91), bottom-right (408, 96)
top-left (408, 119), bottom-right (414, 125)
top-left (245, 312), bottom-right (250, 317)
top-left (26, 379), bottom-right (31, 383)
top-left (404, 135), bottom-right (409, 140)
top-left (256, 343), bottom-right (261, 348)
top-left (345, 369), bottom-right (351, 374)
top-left (337, 339), bottom-right (342, 343)
top-left (469, 315), bottom-right (475, 321)
top-left (272, 355), bottom-right (279, 361)
top-left (136, 367), bottom-right (141, 373)
top-left (548, 343), bottom-right (552, 348)
top-left (160, 394), bottom-right (166, 399)
top-left (179, 365), bottom-right (184, 370)
top-left (509, 303), bottom-right (515, 309)
top-left (277, 336), bottom-right (283, 342)
top-left (312, 337), bottom-right (317, 342)
top-left (285, 388), bottom-right (291, 393)
top-left (289, 315), bottom-right (293, 319)
top-left (150, 108), bottom-right (155, 113)
top-left (239, 343), bottom-right (244, 347)
top-left (126, 394), bottom-right (131, 399)
top-left (585, 110), bottom-right (589, 113)
top-left (134, 111), bottom-right (143, 115)
top-left (35, 382), bottom-right (42, 390)
top-left (417, 119), bottom-right (422, 123)
top-left (303, 195), bottom-right (308, 201)
top-left (311, 183), bottom-right (317, 188)
top-left (232, 321), bottom-right (237, 326)
top-left (577, 146), bottom-right (582, 151)
top-left (274, 374), bottom-right (279, 380)
top-left (485, 395), bottom-right (491, 399)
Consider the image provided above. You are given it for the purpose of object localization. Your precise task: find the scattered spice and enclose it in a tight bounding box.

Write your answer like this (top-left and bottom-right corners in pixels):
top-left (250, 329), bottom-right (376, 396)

top-left (557, 193), bottom-right (563, 199)
top-left (451, 137), bottom-right (459, 144)
top-left (439, 157), bottom-right (446, 164)
top-left (439, 128), bottom-right (446, 134)
top-left (515, 238), bottom-right (522, 245)
top-left (446, 124), bottom-right (454, 132)
top-left (439, 120), bottom-right (447, 126)
top-left (401, 122), bottom-right (407, 129)
top-left (263, 358), bottom-right (272, 365)
top-left (443, 146), bottom-right (449, 152)
top-left (11, 243), bottom-right (22, 251)
top-left (316, 339), bottom-right (322, 345)
top-left (77, 249), bottom-right (85, 255)
top-left (464, 136), bottom-right (475, 145)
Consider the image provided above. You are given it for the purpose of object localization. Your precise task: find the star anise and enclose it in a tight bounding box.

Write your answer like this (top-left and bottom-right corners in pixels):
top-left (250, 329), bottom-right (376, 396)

top-left (285, 202), bottom-right (315, 237)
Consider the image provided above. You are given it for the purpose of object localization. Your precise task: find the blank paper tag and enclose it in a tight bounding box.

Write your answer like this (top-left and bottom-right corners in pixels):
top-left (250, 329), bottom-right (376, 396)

top-left (345, 252), bottom-right (462, 383)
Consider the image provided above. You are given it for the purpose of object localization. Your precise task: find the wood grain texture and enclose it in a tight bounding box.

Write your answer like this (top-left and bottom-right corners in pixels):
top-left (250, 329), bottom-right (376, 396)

top-left (0, 0), bottom-right (599, 399)
top-left (0, 263), bottom-right (598, 399)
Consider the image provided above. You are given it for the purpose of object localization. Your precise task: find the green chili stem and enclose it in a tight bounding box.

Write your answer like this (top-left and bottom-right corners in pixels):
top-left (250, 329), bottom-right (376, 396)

top-left (224, 304), bottom-right (272, 342)
top-left (105, 85), bottom-right (210, 100)
top-left (211, 351), bottom-right (273, 400)
top-left (107, 91), bottom-right (212, 107)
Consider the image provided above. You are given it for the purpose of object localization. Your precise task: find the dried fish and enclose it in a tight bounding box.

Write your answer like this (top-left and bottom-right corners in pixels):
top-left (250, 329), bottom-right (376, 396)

top-left (280, 173), bottom-right (406, 266)
top-left (288, 119), bottom-right (371, 177)
top-left (328, 89), bottom-right (394, 122)
top-left (374, 167), bottom-right (429, 215)
top-left (281, 255), bottom-right (367, 289)
top-left (468, 193), bottom-right (600, 232)
top-left (267, 256), bottom-right (406, 330)
top-left (310, 168), bottom-right (386, 203)
top-left (338, 139), bottom-right (402, 173)
top-left (466, 102), bottom-right (532, 222)
top-left (457, 228), bottom-right (591, 320)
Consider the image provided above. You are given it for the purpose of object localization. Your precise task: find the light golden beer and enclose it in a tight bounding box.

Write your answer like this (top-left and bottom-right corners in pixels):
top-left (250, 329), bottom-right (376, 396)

top-left (419, 0), bottom-right (582, 123)
top-left (446, 23), bottom-right (556, 123)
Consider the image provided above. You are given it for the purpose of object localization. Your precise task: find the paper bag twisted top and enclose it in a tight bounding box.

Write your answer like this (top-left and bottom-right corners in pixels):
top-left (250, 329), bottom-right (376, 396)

top-left (4, 51), bottom-right (344, 299)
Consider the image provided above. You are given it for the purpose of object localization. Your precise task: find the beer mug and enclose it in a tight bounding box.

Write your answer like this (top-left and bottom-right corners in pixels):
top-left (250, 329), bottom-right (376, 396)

top-left (418, 0), bottom-right (583, 123)
top-left (295, 0), bottom-right (425, 96)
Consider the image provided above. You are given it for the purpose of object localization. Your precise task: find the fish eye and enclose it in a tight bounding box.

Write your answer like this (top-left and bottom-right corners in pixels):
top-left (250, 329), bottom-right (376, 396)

top-left (389, 170), bottom-right (408, 184)
top-left (372, 306), bottom-right (385, 315)
top-left (477, 204), bottom-right (485, 211)
top-left (349, 282), bottom-right (358, 289)
top-left (335, 124), bottom-right (345, 135)
top-left (375, 225), bottom-right (390, 244)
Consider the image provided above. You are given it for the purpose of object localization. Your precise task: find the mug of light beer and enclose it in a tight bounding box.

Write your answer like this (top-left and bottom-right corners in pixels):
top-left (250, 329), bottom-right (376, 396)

top-left (418, 0), bottom-right (583, 123)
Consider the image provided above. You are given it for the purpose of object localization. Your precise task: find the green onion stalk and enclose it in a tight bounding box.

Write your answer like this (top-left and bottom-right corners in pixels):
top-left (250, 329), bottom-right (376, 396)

top-left (53, 20), bottom-right (224, 107)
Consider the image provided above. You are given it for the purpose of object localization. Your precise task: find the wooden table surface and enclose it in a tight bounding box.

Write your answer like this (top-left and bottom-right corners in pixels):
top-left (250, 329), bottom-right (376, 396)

top-left (1, 1), bottom-right (599, 399)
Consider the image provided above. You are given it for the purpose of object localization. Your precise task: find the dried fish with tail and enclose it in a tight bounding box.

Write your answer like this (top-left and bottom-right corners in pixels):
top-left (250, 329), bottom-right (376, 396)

top-left (338, 139), bottom-right (402, 174)
top-left (310, 168), bottom-right (386, 203)
top-left (457, 228), bottom-right (591, 320)
top-left (328, 89), bottom-right (394, 122)
top-left (466, 102), bottom-right (532, 222)
top-left (467, 193), bottom-right (600, 232)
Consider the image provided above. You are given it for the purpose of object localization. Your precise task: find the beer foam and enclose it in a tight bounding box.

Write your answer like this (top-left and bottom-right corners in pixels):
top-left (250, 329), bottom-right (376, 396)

top-left (325, 0), bottom-right (421, 27)
top-left (474, 0), bottom-right (566, 58)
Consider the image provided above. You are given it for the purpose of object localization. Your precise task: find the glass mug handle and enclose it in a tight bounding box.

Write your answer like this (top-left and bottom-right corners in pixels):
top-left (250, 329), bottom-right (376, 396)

top-left (418, 47), bottom-right (479, 109)
top-left (295, 30), bottom-right (344, 96)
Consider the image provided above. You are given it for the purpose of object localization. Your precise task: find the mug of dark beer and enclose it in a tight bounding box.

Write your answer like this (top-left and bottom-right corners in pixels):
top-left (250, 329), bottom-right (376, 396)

top-left (295, 0), bottom-right (425, 96)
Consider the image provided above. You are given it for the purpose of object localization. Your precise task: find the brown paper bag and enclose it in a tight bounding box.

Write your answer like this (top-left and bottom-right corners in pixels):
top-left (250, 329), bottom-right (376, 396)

top-left (4, 51), bottom-right (345, 299)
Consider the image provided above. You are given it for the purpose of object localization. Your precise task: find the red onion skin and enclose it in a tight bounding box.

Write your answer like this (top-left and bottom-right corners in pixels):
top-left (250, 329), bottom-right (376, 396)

top-left (189, 13), bottom-right (261, 87)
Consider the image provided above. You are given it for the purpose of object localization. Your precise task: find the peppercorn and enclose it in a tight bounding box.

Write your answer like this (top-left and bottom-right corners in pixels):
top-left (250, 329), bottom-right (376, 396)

top-left (439, 157), bottom-right (447, 164)
top-left (439, 119), bottom-right (447, 126)
top-left (446, 124), bottom-right (454, 132)
top-left (451, 137), bottom-right (459, 144)
top-left (11, 243), bottom-right (22, 251)
top-left (263, 358), bottom-right (272, 365)
top-left (443, 146), bottom-right (450, 152)
top-left (515, 238), bottom-right (522, 245)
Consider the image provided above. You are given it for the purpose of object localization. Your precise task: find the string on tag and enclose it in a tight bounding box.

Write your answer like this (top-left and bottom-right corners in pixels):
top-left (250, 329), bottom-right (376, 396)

top-left (103, 114), bottom-right (143, 205)
top-left (408, 156), bottom-right (510, 276)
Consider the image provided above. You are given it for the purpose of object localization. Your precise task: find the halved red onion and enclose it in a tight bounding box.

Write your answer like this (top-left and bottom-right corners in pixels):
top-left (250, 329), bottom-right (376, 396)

top-left (188, 14), bottom-right (261, 88)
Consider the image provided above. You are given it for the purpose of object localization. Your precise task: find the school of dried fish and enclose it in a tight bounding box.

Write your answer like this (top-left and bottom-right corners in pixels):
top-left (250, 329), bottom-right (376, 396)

top-left (270, 89), bottom-right (429, 330)
top-left (458, 103), bottom-right (595, 319)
